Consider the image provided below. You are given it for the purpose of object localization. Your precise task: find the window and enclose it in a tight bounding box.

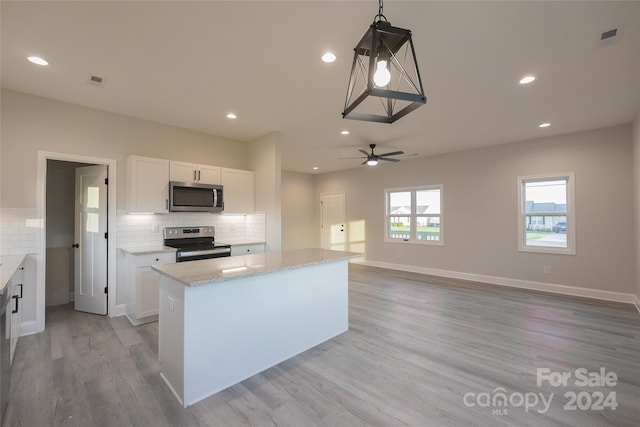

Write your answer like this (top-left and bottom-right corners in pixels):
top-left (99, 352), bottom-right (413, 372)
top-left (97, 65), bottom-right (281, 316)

top-left (518, 173), bottom-right (575, 255)
top-left (385, 185), bottom-right (442, 244)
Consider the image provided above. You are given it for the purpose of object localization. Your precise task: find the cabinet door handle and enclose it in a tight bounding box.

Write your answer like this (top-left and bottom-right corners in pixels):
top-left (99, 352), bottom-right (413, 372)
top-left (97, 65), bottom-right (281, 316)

top-left (197, 170), bottom-right (201, 181)
top-left (12, 295), bottom-right (19, 314)
top-left (17, 284), bottom-right (23, 299)
top-left (193, 170), bottom-right (197, 181)
top-left (166, 199), bottom-right (169, 211)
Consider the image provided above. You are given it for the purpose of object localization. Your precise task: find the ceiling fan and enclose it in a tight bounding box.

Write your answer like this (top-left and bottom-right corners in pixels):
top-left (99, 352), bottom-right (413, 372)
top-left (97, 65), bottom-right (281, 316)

top-left (343, 144), bottom-right (404, 166)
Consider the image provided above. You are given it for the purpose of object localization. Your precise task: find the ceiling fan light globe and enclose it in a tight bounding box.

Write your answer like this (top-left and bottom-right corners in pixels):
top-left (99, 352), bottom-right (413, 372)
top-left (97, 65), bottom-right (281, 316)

top-left (367, 159), bottom-right (379, 166)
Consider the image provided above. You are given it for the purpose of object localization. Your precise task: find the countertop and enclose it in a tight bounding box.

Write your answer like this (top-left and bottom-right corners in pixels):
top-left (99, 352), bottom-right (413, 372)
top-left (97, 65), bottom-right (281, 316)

top-left (1, 254), bottom-right (27, 293)
top-left (224, 239), bottom-right (266, 246)
top-left (152, 248), bottom-right (363, 287)
top-left (119, 246), bottom-right (177, 255)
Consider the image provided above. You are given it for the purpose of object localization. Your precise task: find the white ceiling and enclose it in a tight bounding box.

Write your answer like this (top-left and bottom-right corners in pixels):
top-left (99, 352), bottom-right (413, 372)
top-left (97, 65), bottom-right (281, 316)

top-left (2, 1), bottom-right (639, 174)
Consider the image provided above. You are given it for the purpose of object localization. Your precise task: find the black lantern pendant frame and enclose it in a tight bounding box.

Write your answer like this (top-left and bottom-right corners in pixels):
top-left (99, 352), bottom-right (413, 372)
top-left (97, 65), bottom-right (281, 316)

top-left (342, 7), bottom-right (427, 123)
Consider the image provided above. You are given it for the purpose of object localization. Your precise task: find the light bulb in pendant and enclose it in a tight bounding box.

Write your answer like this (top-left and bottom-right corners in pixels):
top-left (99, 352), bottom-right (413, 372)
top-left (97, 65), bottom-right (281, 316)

top-left (373, 60), bottom-right (391, 87)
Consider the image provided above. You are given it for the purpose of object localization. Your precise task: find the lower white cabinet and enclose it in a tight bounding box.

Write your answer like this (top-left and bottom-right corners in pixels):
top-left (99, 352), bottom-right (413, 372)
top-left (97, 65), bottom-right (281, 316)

top-left (8, 268), bottom-right (22, 365)
top-left (123, 251), bottom-right (176, 325)
top-left (230, 243), bottom-right (265, 257)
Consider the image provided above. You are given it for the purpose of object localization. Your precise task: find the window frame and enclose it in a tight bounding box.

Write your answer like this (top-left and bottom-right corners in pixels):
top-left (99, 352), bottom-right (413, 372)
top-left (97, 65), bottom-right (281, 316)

top-left (517, 172), bottom-right (576, 255)
top-left (384, 185), bottom-right (443, 246)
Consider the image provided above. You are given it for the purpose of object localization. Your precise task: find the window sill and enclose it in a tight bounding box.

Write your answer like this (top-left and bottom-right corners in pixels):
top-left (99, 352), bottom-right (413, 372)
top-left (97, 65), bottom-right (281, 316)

top-left (385, 238), bottom-right (443, 246)
top-left (518, 246), bottom-right (576, 256)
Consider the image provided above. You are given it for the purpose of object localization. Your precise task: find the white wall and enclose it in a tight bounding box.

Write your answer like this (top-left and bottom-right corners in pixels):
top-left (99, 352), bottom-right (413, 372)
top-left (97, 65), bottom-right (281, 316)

top-left (1, 89), bottom-right (248, 208)
top-left (247, 132), bottom-right (281, 252)
top-left (316, 125), bottom-right (635, 295)
top-left (281, 171), bottom-right (318, 250)
top-left (633, 112), bottom-right (640, 301)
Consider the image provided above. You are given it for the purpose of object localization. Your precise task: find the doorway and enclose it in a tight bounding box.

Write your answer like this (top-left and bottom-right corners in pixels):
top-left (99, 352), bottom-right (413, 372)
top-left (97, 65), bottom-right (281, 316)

top-left (36, 152), bottom-right (117, 333)
top-left (45, 161), bottom-right (108, 315)
top-left (320, 192), bottom-right (346, 251)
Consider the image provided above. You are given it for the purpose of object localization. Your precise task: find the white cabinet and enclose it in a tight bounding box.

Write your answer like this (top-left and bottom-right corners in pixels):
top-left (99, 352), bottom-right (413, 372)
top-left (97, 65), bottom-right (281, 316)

top-left (170, 161), bottom-right (221, 185)
top-left (231, 243), bottom-right (265, 257)
top-left (126, 156), bottom-right (170, 213)
top-left (7, 264), bottom-right (23, 365)
top-left (123, 251), bottom-right (176, 325)
top-left (221, 168), bottom-right (255, 213)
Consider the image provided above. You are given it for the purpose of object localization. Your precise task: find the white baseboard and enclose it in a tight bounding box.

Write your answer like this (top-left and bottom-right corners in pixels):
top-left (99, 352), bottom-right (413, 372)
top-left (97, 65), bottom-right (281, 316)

top-left (633, 295), bottom-right (640, 314)
top-left (18, 320), bottom-right (38, 337)
top-left (111, 303), bottom-right (126, 318)
top-left (353, 259), bottom-right (639, 307)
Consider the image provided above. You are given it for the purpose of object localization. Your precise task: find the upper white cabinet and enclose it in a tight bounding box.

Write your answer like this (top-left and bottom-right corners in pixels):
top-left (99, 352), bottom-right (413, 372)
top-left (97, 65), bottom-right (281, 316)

top-left (221, 168), bottom-right (255, 213)
top-left (126, 156), bottom-right (170, 213)
top-left (170, 161), bottom-right (221, 185)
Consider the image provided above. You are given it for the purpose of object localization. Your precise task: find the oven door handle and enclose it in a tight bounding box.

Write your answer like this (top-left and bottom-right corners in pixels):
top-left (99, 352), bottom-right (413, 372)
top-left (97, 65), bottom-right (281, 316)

top-left (179, 248), bottom-right (231, 258)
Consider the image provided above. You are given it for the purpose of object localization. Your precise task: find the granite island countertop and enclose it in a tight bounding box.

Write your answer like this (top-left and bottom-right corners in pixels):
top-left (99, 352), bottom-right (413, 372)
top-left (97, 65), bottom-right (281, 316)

top-left (152, 248), bottom-right (363, 287)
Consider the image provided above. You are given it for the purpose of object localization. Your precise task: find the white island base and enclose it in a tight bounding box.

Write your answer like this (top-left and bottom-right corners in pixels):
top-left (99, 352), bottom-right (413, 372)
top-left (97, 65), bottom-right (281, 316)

top-left (155, 249), bottom-right (357, 407)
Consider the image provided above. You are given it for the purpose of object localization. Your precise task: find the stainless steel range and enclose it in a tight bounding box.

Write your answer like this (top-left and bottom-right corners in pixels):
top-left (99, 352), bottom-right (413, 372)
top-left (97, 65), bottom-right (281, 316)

top-left (164, 226), bottom-right (231, 262)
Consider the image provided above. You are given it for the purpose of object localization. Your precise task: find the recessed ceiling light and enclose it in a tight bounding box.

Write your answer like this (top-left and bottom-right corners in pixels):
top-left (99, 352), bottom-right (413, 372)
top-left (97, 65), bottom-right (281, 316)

top-left (226, 113), bottom-right (237, 119)
top-left (27, 56), bottom-right (48, 66)
top-left (340, 130), bottom-right (350, 135)
top-left (313, 166), bottom-right (319, 170)
top-left (322, 52), bottom-right (336, 63)
top-left (519, 75), bottom-right (536, 84)
top-left (539, 122), bottom-right (551, 128)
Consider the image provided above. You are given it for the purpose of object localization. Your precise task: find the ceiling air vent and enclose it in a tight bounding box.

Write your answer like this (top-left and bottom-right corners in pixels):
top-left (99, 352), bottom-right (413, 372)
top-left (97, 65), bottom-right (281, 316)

top-left (600, 28), bottom-right (617, 41)
top-left (87, 74), bottom-right (106, 87)
top-left (599, 26), bottom-right (622, 47)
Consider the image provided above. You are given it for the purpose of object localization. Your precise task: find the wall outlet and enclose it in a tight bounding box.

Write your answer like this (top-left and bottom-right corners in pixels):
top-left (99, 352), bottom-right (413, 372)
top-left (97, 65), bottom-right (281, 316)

top-left (167, 296), bottom-right (175, 312)
top-left (152, 223), bottom-right (160, 233)
top-left (543, 266), bottom-right (551, 274)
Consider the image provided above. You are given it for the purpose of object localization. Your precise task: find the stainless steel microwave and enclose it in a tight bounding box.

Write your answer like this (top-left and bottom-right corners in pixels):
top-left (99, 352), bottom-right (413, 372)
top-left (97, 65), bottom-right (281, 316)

top-left (169, 181), bottom-right (224, 212)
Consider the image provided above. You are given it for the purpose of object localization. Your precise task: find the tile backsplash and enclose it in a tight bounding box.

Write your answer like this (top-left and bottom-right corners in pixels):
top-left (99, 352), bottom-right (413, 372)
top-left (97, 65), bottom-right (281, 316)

top-left (116, 211), bottom-right (266, 249)
top-left (0, 207), bottom-right (266, 256)
top-left (0, 208), bottom-right (41, 256)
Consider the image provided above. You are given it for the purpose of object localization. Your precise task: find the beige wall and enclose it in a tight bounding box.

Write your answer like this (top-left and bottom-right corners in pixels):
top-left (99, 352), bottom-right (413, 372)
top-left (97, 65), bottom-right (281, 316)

top-left (1, 89), bottom-right (248, 209)
top-left (315, 125), bottom-right (635, 294)
top-left (281, 171), bottom-right (318, 250)
top-left (633, 112), bottom-right (640, 299)
top-left (248, 132), bottom-right (282, 252)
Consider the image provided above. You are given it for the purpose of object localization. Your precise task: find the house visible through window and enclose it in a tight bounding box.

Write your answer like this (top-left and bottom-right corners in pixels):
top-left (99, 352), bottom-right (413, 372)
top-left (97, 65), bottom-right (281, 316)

top-left (518, 173), bottom-right (575, 255)
top-left (386, 186), bottom-right (442, 244)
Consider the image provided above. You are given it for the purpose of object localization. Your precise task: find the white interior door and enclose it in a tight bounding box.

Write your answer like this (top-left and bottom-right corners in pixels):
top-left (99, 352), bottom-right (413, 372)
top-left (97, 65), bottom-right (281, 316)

top-left (74, 165), bottom-right (108, 315)
top-left (321, 192), bottom-right (346, 251)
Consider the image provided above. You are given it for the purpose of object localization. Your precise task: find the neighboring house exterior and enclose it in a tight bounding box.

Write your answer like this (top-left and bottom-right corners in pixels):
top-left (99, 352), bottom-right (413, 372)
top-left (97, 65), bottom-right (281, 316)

top-left (525, 201), bottom-right (567, 230)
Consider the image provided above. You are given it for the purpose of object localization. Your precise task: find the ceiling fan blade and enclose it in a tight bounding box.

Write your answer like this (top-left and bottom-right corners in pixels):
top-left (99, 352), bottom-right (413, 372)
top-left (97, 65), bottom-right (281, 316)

top-left (358, 149), bottom-right (369, 156)
top-left (378, 150), bottom-right (404, 157)
top-left (379, 157), bottom-right (400, 162)
top-left (339, 156), bottom-right (367, 160)
top-left (361, 160), bottom-right (368, 165)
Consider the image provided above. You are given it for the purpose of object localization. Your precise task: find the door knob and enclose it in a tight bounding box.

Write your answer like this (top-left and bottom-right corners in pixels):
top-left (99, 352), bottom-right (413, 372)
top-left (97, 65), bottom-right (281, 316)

top-left (72, 243), bottom-right (79, 248)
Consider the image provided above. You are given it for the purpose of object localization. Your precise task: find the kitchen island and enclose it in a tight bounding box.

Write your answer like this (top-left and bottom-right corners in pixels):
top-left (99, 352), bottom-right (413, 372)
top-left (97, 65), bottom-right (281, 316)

top-left (152, 248), bottom-right (362, 407)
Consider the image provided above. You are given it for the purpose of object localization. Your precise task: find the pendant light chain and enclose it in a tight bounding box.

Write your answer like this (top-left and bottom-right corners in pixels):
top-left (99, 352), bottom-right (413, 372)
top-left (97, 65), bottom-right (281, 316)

top-left (375, 0), bottom-right (387, 22)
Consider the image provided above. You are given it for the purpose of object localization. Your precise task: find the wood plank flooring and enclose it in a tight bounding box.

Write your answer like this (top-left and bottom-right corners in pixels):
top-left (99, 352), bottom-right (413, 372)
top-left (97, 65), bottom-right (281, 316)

top-left (4, 265), bottom-right (640, 426)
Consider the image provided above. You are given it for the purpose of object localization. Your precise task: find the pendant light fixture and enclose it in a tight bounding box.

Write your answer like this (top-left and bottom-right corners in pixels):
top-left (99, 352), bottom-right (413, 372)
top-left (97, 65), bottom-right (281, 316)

top-left (342, 0), bottom-right (427, 123)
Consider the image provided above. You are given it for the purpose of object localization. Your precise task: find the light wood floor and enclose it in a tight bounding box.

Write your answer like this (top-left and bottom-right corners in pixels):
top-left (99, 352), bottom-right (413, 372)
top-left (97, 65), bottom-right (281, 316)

top-left (4, 265), bottom-right (640, 426)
